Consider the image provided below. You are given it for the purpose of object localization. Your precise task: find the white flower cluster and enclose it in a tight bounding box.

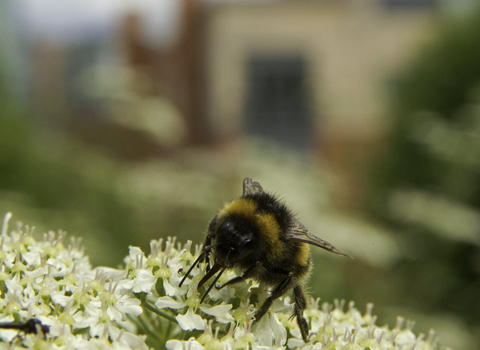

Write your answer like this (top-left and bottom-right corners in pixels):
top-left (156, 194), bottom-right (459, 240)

top-left (0, 213), bottom-right (448, 350)
top-left (0, 213), bottom-right (145, 349)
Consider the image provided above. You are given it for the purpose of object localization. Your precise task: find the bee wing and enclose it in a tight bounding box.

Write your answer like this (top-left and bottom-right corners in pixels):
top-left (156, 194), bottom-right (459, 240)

top-left (286, 220), bottom-right (353, 259)
top-left (243, 178), bottom-right (264, 196)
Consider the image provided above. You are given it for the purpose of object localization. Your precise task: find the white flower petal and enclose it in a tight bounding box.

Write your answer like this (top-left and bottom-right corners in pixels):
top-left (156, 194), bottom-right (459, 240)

top-left (106, 303), bottom-right (123, 322)
top-left (51, 291), bottom-right (71, 307)
top-left (132, 269), bottom-right (156, 293)
top-left (199, 303), bottom-right (234, 324)
top-left (166, 338), bottom-right (205, 350)
top-left (115, 296), bottom-right (142, 316)
top-left (73, 315), bottom-right (98, 329)
top-left (155, 296), bottom-right (185, 310)
top-left (21, 251), bottom-right (41, 266)
top-left (163, 278), bottom-right (177, 297)
top-left (94, 266), bottom-right (127, 281)
top-left (24, 267), bottom-right (46, 279)
top-left (176, 308), bottom-right (205, 331)
top-left (0, 329), bottom-right (20, 343)
top-left (4, 275), bottom-right (22, 294)
top-left (84, 300), bottom-right (103, 317)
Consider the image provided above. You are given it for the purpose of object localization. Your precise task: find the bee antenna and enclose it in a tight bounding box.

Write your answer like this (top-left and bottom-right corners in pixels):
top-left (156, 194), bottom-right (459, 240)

top-left (179, 247), bottom-right (210, 287)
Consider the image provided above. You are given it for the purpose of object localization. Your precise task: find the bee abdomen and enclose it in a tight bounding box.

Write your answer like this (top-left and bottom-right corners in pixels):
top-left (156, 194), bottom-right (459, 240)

top-left (293, 244), bottom-right (312, 281)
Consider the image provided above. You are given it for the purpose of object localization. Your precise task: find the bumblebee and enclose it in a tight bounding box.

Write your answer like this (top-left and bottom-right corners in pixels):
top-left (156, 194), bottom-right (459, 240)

top-left (179, 178), bottom-right (351, 342)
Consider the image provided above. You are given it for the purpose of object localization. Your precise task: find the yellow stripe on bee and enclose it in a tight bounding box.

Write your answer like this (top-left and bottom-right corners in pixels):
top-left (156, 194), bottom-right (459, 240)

top-left (220, 198), bottom-right (257, 219)
top-left (295, 242), bottom-right (311, 267)
top-left (219, 198), bottom-right (283, 256)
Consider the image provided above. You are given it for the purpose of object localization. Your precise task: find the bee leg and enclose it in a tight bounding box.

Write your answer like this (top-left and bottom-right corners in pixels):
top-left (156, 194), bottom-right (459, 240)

top-left (292, 285), bottom-right (309, 343)
top-left (216, 261), bottom-right (263, 289)
top-left (253, 272), bottom-right (294, 324)
top-left (201, 238), bottom-right (215, 272)
top-left (179, 248), bottom-right (208, 287)
top-left (203, 217), bottom-right (217, 270)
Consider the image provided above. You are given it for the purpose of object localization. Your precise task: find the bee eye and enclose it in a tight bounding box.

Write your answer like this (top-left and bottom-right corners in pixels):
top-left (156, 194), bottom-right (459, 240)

top-left (218, 221), bottom-right (235, 235)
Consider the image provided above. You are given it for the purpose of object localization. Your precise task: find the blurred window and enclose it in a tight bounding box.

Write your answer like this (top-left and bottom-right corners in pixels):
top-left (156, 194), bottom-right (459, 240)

top-left (246, 55), bottom-right (312, 150)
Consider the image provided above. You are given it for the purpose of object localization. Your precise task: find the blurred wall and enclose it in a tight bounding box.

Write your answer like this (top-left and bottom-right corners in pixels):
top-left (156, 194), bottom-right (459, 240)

top-left (204, 0), bottom-right (438, 206)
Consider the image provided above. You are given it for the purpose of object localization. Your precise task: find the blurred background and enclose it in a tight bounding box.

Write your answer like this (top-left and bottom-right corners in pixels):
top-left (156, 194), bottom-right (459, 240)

top-left (1, 0), bottom-right (479, 348)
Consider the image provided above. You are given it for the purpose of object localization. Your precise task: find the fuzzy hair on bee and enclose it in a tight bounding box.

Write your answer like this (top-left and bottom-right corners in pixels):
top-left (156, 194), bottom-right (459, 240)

top-left (179, 177), bottom-right (352, 343)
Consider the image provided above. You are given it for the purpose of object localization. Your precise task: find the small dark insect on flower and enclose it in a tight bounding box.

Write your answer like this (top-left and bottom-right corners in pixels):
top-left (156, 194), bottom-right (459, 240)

top-left (180, 178), bottom-right (352, 342)
top-left (0, 318), bottom-right (49, 340)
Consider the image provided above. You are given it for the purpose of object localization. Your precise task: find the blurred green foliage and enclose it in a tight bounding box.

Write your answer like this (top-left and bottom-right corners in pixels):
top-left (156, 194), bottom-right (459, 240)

top-left (0, 87), bottom-right (136, 267)
top-left (381, 9), bottom-right (480, 195)
top-left (370, 7), bottom-right (480, 347)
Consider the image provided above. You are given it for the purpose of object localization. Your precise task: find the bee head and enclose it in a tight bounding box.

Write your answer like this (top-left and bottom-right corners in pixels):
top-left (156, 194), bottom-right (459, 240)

top-left (214, 220), bottom-right (256, 266)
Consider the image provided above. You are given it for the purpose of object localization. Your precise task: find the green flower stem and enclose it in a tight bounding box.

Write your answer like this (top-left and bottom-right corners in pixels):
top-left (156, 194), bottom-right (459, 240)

top-left (128, 313), bottom-right (161, 343)
top-left (142, 300), bottom-right (178, 324)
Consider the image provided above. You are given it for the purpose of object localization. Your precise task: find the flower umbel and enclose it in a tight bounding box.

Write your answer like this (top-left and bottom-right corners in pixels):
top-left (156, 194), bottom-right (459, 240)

top-left (0, 213), bottom-right (146, 349)
top-left (0, 213), bottom-right (451, 350)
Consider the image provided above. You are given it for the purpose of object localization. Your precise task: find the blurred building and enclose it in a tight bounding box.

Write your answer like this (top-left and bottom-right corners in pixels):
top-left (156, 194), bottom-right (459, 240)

top-left (18, 0), bottom-right (446, 207)
top-left (20, 0), bottom-right (199, 158)
top-left (203, 0), bottom-right (438, 206)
